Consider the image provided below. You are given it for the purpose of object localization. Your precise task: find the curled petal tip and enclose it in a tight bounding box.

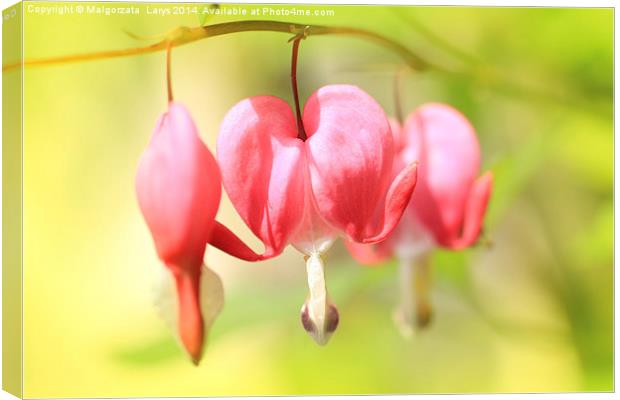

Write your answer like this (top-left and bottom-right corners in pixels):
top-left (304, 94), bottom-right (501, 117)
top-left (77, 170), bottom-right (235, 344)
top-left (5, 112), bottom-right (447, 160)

top-left (361, 161), bottom-right (418, 244)
top-left (209, 221), bottom-right (267, 261)
top-left (450, 170), bottom-right (494, 249)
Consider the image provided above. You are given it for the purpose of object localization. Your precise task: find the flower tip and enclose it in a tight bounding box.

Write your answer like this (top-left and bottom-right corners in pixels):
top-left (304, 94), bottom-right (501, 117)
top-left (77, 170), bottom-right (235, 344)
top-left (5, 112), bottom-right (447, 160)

top-left (392, 309), bottom-right (414, 339)
top-left (416, 306), bottom-right (432, 329)
top-left (190, 353), bottom-right (202, 366)
top-left (178, 331), bottom-right (204, 366)
top-left (392, 302), bottom-right (432, 338)
top-left (300, 301), bottom-right (339, 346)
top-left (179, 324), bottom-right (205, 366)
top-left (173, 271), bottom-right (207, 366)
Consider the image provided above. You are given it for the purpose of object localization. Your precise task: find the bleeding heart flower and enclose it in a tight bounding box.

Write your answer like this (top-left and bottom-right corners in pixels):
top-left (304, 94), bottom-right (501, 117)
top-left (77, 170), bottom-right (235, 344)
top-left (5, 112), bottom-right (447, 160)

top-left (136, 102), bottom-right (261, 364)
top-left (217, 84), bottom-right (418, 345)
top-left (346, 103), bottom-right (493, 335)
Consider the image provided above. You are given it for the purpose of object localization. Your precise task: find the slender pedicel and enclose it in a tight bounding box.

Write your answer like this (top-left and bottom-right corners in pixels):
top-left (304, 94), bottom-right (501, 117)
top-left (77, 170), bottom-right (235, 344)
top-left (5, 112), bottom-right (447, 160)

top-left (290, 32), bottom-right (307, 140)
top-left (166, 41), bottom-right (173, 103)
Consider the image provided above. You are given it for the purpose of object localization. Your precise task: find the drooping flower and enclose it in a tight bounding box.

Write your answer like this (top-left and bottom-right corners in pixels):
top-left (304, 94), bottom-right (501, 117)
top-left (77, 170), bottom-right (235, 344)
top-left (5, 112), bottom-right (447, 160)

top-left (217, 84), bottom-right (418, 345)
top-left (346, 103), bottom-right (493, 334)
top-left (135, 102), bottom-right (261, 364)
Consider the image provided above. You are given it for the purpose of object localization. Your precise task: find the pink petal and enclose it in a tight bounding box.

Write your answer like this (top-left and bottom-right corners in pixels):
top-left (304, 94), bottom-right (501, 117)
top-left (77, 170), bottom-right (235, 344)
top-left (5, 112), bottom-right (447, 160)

top-left (135, 102), bottom-right (220, 268)
top-left (209, 221), bottom-right (263, 261)
top-left (362, 162), bottom-right (418, 243)
top-left (450, 172), bottom-right (493, 249)
top-left (404, 103), bottom-right (481, 246)
top-left (344, 240), bottom-right (393, 265)
top-left (304, 85), bottom-right (414, 242)
top-left (217, 96), bottom-right (306, 258)
top-left (172, 269), bottom-right (204, 365)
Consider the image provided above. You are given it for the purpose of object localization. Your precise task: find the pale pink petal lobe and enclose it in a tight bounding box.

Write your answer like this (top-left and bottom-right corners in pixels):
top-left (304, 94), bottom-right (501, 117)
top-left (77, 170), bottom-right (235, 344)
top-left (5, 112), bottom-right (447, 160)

top-left (217, 96), bottom-right (306, 258)
top-left (303, 85), bottom-right (396, 241)
top-left (450, 171), bottom-right (493, 249)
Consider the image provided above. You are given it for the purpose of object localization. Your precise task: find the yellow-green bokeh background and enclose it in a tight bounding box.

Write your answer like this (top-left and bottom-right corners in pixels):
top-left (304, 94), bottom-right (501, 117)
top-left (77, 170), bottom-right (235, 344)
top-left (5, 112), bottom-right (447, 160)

top-left (11, 2), bottom-right (614, 396)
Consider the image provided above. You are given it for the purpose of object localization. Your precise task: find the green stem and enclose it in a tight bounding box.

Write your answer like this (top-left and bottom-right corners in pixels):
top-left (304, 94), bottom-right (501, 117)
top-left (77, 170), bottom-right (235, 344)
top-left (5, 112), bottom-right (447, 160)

top-left (2, 20), bottom-right (435, 73)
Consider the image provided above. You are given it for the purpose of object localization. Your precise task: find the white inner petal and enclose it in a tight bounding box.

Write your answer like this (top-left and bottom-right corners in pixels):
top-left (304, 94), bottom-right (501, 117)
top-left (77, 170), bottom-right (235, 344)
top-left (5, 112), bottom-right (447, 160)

top-left (306, 252), bottom-right (328, 333)
top-left (154, 264), bottom-right (224, 347)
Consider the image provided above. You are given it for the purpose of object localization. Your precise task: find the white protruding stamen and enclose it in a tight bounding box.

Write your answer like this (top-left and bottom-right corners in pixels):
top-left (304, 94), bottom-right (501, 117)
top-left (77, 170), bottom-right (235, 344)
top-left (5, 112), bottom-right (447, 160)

top-left (393, 253), bottom-right (432, 337)
top-left (394, 256), bottom-right (415, 338)
top-left (306, 252), bottom-right (328, 338)
top-left (301, 251), bottom-right (340, 345)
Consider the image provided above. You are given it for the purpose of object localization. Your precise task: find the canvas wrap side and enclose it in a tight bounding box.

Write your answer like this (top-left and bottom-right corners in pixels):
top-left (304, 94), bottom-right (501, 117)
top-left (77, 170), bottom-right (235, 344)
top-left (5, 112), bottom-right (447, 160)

top-left (3, 2), bottom-right (24, 398)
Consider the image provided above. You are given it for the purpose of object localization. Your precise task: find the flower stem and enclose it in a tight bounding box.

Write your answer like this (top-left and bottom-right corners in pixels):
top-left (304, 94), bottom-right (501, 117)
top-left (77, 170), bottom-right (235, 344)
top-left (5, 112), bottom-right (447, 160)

top-left (393, 66), bottom-right (406, 124)
top-left (2, 20), bottom-right (433, 73)
top-left (166, 41), bottom-right (173, 103)
top-left (291, 36), bottom-right (306, 140)
top-left (4, 19), bottom-right (607, 117)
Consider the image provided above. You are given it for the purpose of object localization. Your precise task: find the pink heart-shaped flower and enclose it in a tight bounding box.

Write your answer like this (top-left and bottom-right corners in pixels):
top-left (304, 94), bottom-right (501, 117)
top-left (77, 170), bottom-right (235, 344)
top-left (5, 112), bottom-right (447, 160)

top-left (217, 84), bottom-right (418, 257)
top-left (217, 84), bottom-right (417, 345)
top-left (345, 103), bottom-right (493, 337)
top-left (404, 103), bottom-right (493, 249)
top-left (347, 103), bottom-right (493, 263)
